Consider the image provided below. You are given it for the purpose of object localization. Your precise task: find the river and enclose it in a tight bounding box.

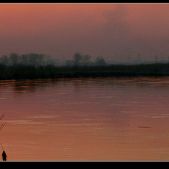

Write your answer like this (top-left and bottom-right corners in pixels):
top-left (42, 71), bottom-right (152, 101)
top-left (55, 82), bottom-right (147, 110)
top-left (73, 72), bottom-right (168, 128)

top-left (0, 77), bottom-right (169, 161)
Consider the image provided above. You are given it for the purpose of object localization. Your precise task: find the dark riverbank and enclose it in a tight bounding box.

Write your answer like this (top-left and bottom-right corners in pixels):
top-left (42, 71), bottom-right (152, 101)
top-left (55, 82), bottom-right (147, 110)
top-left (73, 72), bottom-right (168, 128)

top-left (0, 63), bottom-right (169, 80)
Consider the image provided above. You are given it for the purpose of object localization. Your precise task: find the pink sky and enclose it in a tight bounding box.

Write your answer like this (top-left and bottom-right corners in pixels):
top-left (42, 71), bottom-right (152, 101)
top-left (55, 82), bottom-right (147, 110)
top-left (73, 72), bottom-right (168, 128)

top-left (0, 3), bottom-right (169, 63)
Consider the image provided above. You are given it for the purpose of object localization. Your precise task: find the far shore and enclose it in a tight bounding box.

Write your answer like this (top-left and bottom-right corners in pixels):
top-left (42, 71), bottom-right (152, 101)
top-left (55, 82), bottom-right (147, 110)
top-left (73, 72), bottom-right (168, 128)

top-left (0, 63), bottom-right (169, 80)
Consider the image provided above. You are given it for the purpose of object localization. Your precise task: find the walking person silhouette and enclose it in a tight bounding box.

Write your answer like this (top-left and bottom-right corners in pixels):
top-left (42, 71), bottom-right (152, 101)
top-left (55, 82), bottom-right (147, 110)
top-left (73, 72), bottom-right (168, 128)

top-left (2, 150), bottom-right (7, 161)
top-left (1, 144), bottom-right (7, 162)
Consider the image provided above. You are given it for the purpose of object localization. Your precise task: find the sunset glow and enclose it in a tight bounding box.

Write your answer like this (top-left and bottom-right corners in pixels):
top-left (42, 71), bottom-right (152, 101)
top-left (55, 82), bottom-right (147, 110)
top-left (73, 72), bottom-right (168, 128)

top-left (0, 3), bottom-right (169, 63)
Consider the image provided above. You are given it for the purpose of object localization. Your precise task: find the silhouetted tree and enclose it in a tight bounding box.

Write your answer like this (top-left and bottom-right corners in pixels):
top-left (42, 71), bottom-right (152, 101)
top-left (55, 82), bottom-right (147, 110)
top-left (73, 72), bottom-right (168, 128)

top-left (81, 54), bottom-right (92, 66)
top-left (95, 56), bottom-right (106, 66)
top-left (72, 53), bottom-right (92, 66)
top-left (9, 53), bottom-right (19, 66)
top-left (0, 55), bottom-right (8, 65)
top-left (73, 53), bottom-right (82, 66)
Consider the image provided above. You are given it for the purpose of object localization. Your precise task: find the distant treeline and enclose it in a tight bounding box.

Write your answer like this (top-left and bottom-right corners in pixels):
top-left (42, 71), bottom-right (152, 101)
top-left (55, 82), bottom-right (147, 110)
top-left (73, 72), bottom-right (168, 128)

top-left (0, 53), bottom-right (56, 66)
top-left (0, 53), bottom-right (169, 79)
top-left (0, 53), bottom-right (107, 66)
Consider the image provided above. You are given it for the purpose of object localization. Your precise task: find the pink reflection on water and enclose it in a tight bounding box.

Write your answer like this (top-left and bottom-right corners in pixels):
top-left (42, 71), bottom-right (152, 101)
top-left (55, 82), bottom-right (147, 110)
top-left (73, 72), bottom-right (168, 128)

top-left (0, 77), bottom-right (169, 160)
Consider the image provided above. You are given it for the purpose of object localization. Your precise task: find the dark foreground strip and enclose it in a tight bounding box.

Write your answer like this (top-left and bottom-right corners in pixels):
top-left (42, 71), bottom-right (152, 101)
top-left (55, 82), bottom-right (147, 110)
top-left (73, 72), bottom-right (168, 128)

top-left (0, 161), bottom-right (168, 169)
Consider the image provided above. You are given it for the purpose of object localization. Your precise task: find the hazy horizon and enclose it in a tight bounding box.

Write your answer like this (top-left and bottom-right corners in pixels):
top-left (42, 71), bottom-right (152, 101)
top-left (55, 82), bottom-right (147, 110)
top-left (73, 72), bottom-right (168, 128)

top-left (0, 3), bottom-right (169, 64)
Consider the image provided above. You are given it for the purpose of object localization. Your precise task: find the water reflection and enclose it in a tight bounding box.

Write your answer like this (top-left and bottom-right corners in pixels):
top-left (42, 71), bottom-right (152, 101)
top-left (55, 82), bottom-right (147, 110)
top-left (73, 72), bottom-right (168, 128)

top-left (12, 79), bottom-right (58, 94)
top-left (0, 77), bottom-right (169, 94)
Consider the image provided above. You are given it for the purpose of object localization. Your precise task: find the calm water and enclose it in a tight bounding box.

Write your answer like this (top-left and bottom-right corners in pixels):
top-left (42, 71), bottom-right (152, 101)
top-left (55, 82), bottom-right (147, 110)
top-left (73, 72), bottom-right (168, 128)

top-left (1, 77), bottom-right (169, 161)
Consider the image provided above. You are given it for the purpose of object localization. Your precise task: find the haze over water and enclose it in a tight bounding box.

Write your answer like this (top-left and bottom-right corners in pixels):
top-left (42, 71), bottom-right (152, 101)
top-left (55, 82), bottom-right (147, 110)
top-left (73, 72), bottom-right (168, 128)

top-left (0, 77), bottom-right (169, 161)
